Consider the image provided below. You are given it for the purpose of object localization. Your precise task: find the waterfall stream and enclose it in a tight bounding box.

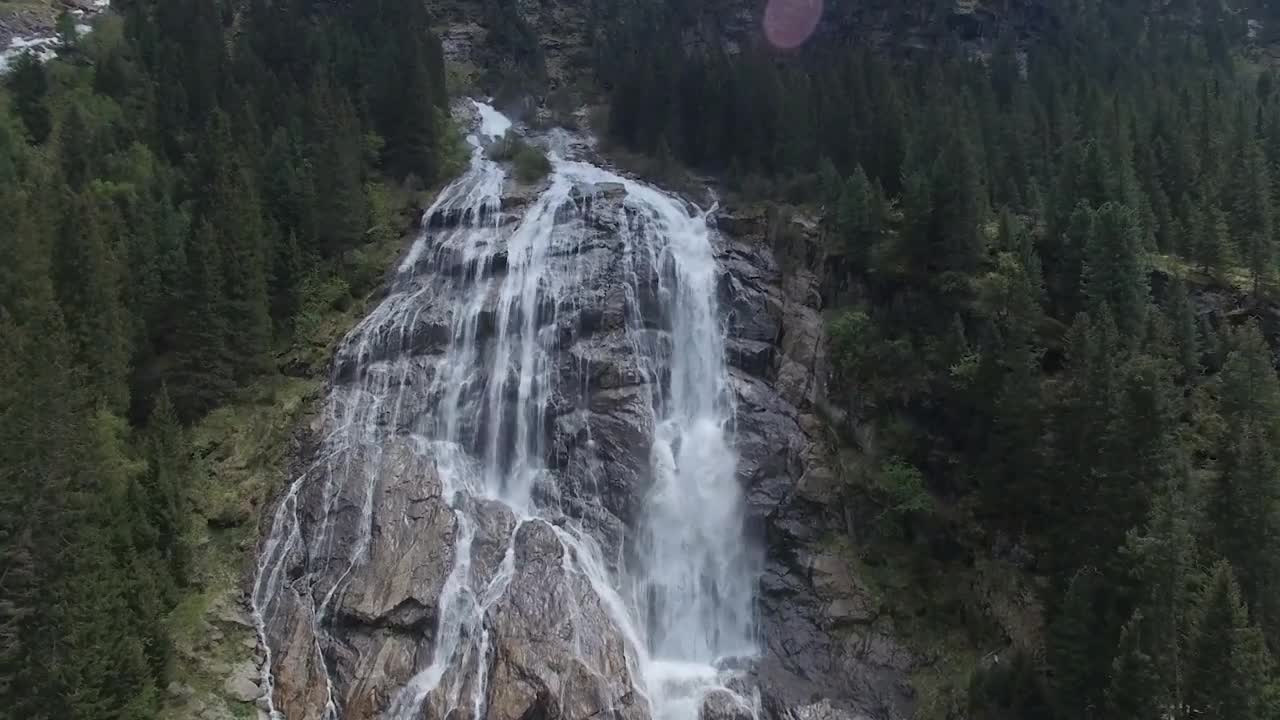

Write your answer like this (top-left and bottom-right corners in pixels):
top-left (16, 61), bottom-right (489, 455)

top-left (253, 102), bottom-right (759, 720)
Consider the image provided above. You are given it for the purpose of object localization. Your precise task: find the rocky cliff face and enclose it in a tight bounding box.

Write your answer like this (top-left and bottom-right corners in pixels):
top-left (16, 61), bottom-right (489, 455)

top-left (252, 103), bottom-right (915, 720)
top-left (715, 208), bottom-right (916, 720)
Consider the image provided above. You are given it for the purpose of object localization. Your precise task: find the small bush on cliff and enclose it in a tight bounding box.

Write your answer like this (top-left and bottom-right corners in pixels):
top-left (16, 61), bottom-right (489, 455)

top-left (488, 135), bottom-right (551, 183)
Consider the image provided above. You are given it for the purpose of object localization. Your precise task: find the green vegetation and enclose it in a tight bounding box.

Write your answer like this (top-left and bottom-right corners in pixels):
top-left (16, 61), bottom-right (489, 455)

top-left (0, 0), bottom-right (458, 716)
top-left (599, 0), bottom-right (1280, 716)
top-left (488, 134), bottom-right (552, 183)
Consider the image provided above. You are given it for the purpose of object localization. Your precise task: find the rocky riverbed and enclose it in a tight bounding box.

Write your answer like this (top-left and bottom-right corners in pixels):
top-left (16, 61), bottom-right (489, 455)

top-left (0, 0), bottom-right (106, 72)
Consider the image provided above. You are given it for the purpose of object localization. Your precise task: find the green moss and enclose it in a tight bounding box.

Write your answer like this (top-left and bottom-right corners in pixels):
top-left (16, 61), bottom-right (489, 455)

top-left (162, 374), bottom-right (321, 713)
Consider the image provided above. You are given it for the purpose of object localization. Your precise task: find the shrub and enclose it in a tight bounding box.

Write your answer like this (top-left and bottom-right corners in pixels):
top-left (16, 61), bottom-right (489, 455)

top-left (872, 457), bottom-right (933, 536)
top-left (488, 135), bottom-right (551, 183)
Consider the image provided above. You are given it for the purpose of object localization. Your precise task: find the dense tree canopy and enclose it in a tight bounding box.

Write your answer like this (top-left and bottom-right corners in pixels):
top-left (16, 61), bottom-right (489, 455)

top-left (593, 0), bottom-right (1280, 715)
top-left (0, 0), bottom-right (455, 715)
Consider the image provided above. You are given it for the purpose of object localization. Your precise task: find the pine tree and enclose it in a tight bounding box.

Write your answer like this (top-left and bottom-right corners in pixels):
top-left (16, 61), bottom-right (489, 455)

top-left (1104, 611), bottom-right (1163, 720)
top-left (1164, 277), bottom-right (1200, 381)
top-left (1045, 202), bottom-right (1094, 320)
top-left (171, 220), bottom-right (234, 419)
top-left (1229, 130), bottom-right (1274, 292)
top-left (892, 165), bottom-right (933, 283)
top-left (201, 111), bottom-right (272, 380)
top-left (6, 53), bottom-right (52, 143)
top-left (58, 106), bottom-right (98, 191)
top-left (836, 165), bottom-right (875, 267)
top-left (51, 190), bottom-right (131, 413)
top-left (56, 10), bottom-right (78, 50)
top-left (144, 387), bottom-right (188, 585)
top-left (1122, 470), bottom-right (1199, 706)
top-left (1208, 321), bottom-right (1280, 633)
top-left (1186, 561), bottom-right (1271, 720)
top-left (1192, 198), bottom-right (1233, 276)
top-left (1218, 320), bottom-right (1280, 441)
top-left (0, 214), bottom-right (90, 718)
top-left (1210, 425), bottom-right (1280, 638)
top-left (271, 229), bottom-right (305, 332)
top-left (1082, 202), bottom-right (1149, 341)
top-left (1049, 567), bottom-right (1108, 717)
top-left (817, 156), bottom-right (841, 209)
top-left (392, 39), bottom-right (442, 182)
top-left (308, 79), bottom-right (368, 259)
top-left (979, 251), bottom-right (1046, 529)
top-left (932, 131), bottom-right (986, 278)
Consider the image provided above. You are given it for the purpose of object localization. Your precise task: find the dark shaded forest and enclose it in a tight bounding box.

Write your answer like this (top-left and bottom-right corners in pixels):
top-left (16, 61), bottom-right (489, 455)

top-left (0, 0), bottom-right (458, 716)
top-left (593, 0), bottom-right (1280, 717)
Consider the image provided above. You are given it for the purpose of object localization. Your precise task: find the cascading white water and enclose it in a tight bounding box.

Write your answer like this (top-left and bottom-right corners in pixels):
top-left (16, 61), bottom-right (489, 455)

top-left (252, 101), bottom-right (758, 720)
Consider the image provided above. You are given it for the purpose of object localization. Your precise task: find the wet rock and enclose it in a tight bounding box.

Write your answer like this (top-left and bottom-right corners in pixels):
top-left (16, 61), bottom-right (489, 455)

top-left (335, 442), bottom-right (456, 631)
top-left (481, 521), bottom-right (648, 720)
top-left (785, 700), bottom-right (874, 720)
top-left (701, 689), bottom-right (755, 720)
top-left (725, 337), bottom-right (774, 376)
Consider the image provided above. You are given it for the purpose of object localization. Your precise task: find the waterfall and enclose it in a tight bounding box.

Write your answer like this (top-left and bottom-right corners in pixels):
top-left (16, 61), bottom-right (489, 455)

top-left (253, 102), bottom-right (759, 720)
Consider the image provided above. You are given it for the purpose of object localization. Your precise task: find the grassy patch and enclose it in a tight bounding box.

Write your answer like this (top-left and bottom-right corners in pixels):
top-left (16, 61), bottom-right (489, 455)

top-left (1151, 252), bottom-right (1255, 294)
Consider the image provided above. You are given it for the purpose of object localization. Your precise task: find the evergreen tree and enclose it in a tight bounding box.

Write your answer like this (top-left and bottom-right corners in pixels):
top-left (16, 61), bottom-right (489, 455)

top-left (1209, 321), bottom-right (1280, 632)
top-left (0, 218), bottom-right (90, 717)
top-left (171, 220), bottom-right (234, 419)
top-left (836, 165), bottom-right (875, 267)
top-left (1186, 561), bottom-right (1272, 720)
top-left (308, 82), bottom-right (368, 259)
top-left (58, 107), bottom-right (97, 191)
top-left (51, 190), bottom-right (131, 413)
top-left (1103, 611), bottom-right (1163, 720)
top-left (1229, 130), bottom-right (1274, 292)
top-left (1164, 277), bottom-right (1201, 381)
top-left (1122, 470), bottom-right (1199, 706)
top-left (201, 112), bottom-right (272, 380)
top-left (143, 388), bottom-right (188, 585)
top-left (932, 131), bottom-right (986, 279)
top-left (391, 40), bottom-right (442, 181)
top-left (1082, 202), bottom-right (1149, 341)
top-left (6, 53), bottom-right (52, 143)
top-left (1049, 567), bottom-right (1108, 717)
top-left (1192, 196), bottom-right (1233, 275)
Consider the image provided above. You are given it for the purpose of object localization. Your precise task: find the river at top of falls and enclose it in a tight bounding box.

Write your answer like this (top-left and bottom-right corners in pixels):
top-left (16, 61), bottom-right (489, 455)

top-left (0, 1), bottom-right (107, 74)
top-left (253, 100), bottom-right (760, 720)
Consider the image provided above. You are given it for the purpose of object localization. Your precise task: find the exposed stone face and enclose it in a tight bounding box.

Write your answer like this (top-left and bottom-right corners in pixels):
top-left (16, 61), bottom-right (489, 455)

top-left (716, 211), bottom-right (915, 720)
top-left (481, 521), bottom-right (649, 720)
top-left (259, 167), bottom-right (911, 720)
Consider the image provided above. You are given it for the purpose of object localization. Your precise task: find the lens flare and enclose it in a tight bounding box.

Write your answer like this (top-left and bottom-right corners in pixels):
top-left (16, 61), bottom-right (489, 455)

top-left (763, 0), bottom-right (823, 50)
